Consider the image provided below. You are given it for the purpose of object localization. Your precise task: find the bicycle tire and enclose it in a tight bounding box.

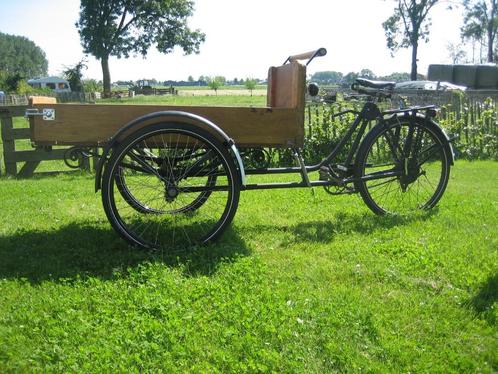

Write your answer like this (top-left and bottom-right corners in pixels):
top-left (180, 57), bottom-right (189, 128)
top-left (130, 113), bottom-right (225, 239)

top-left (101, 122), bottom-right (240, 249)
top-left (354, 115), bottom-right (451, 215)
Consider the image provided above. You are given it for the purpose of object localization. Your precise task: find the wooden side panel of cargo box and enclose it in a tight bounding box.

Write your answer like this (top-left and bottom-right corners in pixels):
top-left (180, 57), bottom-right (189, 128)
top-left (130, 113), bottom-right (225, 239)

top-left (30, 104), bottom-right (304, 148)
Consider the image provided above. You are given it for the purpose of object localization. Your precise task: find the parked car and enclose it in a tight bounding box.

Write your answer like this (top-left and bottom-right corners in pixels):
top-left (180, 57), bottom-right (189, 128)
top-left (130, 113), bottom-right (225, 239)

top-left (394, 80), bottom-right (466, 92)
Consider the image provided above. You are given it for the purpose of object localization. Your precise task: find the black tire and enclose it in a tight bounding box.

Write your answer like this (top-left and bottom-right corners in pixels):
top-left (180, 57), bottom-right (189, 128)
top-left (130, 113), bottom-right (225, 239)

top-left (354, 115), bottom-right (451, 215)
top-left (102, 122), bottom-right (240, 249)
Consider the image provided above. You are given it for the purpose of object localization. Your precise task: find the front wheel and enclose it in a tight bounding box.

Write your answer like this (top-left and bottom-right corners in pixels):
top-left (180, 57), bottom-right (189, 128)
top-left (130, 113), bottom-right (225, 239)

top-left (354, 116), bottom-right (451, 215)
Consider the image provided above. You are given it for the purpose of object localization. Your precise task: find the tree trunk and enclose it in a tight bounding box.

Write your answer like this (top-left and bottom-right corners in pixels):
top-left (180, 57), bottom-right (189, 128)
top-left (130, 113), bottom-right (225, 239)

top-left (487, 28), bottom-right (494, 62)
top-left (101, 56), bottom-right (111, 98)
top-left (411, 41), bottom-right (418, 80)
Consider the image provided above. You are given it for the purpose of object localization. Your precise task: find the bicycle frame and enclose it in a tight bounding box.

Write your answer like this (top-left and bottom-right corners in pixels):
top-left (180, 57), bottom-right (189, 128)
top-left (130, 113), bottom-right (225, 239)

top-left (239, 101), bottom-right (437, 192)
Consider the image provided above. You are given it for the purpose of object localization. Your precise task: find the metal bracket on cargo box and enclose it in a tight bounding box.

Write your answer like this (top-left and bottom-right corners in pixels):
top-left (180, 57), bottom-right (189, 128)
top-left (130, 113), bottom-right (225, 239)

top-left (25, 108), bottom-right (56, 121)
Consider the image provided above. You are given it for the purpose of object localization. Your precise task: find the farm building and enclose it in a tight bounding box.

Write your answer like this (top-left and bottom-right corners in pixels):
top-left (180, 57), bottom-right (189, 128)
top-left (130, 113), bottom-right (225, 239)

top-left (28, 76), bottom-right (71, 92)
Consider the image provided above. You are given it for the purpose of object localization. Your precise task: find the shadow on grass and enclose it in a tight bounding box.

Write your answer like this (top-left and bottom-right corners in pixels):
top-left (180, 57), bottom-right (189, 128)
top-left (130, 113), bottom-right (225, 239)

top-left (242, 209), bottom-right (438, 245)
top-left (467, 272), bottom-right (498, 326)
top-left (0, 223), bottom-right (250, 284)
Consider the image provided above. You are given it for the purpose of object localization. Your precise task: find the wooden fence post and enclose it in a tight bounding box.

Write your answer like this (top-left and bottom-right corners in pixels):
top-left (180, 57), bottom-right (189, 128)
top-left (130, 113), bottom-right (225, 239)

top-left (0, 115), bottom-right (18, 176)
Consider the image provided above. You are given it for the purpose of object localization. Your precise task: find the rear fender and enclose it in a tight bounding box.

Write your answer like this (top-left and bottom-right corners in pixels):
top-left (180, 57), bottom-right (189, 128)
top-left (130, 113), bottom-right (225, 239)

top-left (389, 112), bottom-right (455, 165)
top-left (94, 111), bottom-right (246, 191)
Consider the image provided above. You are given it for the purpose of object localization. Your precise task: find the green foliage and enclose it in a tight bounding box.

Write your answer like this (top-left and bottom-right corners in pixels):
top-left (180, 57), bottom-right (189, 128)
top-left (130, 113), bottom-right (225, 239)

top-left (383, 0), bottom-right (440, 79)
top-left (63, 60), bottom-right (87, 92)
top-left (0, 71), bottom-right (49, 94)
top-left (0, 32), bottom-right (48, 77)
top-left (439, 95), bottom-right (498, 160)
top-left (310, 71), bottom-right (343, 84)
top-left (82, 79), bottom-right (102, 93)
top-left (461, 0), bottom-right (498, 62)
top-left (0, 162), bottom-right (496, 371)
top-left (244, 78), bottom-right (258, 96)
top-left (76, 0), bottom-right (205, 95)
top-left (206, 76), bottom-right (226, 94)
top-left (341, 72), bottom-right (360, 87)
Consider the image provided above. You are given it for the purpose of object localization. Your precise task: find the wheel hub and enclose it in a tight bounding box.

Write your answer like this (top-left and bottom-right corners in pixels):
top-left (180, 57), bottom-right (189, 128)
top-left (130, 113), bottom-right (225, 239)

top-left (400, 157), bottom-right (420, 190)
top-left (165, 185), bottom-right (179, 202)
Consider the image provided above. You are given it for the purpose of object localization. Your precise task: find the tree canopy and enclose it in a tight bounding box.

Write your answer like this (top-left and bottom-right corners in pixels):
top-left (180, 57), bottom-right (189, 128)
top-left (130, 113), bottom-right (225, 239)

top-left (461, 0), bottom-right (498, 62)
top-left (63, 60), bottom-right (87, 92)
top-left (207, 76), bottom-right (225, 94)
top-left (383, 0), bottom-right (439, 80)
top-left (0, 32), bottom-right (48, 77)
top-left (310, 71), bottom-right (344, 85)
top-left (76, 0), bottom-right (205, 95)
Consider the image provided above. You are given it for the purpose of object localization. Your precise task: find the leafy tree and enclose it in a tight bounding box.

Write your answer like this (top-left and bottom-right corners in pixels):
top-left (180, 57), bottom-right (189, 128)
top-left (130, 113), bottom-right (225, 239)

top-left (0, 32), bottom-right (48, 77)
top-left (461, 0), bottom-right (497, 62)
top-left (310, 71), bottom-right (343, 84)
top-left (359, 69), bottom-right (376, 79)
top-left (1, 72), bottom-right (24, 92)
top-left (207, 76), bottom-right (225, 95)
top-left (341, 72), bottom-right (360, 87)
top-left (63, 59), bottom-right (87, 92)
top-left (76, 0), bottom-right (205, 96)
top-left (83, 79), bottom-right (102, 92)
top-left (383, 0), bottom-right (440, 80)
top-left (244, 78), bottom-right (258, 96)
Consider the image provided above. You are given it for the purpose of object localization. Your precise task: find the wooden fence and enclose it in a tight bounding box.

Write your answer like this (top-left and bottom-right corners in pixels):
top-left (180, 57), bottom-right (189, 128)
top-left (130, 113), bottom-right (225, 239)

top-left (0, 92), bottom-right (99, 106)
top-left (0, 106), bottom-right (90, 177)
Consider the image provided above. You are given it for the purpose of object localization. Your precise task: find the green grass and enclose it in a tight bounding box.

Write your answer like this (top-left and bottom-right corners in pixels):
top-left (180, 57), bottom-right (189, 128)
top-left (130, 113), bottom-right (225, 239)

top-left (0, 161), bottom-right (497, 372)
top-left (99, 94), bottom-right (266, 107)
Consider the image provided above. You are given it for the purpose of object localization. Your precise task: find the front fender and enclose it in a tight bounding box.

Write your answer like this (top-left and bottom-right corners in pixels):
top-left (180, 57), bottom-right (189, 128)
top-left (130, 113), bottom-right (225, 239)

top-left (94, 110), bottom-right (246, 191)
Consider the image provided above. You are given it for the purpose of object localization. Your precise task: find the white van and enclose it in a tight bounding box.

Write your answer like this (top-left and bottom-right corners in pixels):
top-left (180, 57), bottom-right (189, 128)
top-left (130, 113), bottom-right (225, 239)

top-left (28, 77), bottom-right (71, 92)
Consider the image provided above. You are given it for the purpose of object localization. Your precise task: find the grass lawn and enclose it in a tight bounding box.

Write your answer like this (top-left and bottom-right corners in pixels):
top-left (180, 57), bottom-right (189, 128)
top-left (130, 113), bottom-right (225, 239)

top-left (0, 160), bottom-right (496, 372)
top-left (99, 93), bottom-right (266, 107)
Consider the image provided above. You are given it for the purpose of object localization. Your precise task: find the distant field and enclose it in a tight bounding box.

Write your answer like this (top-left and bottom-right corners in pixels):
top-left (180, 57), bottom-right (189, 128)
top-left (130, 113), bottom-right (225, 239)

top-left (178, 88), bottom-right (267, 96)
top-left (176, 85), bottom-right (266, 91)
top-left (99, 93), bottom-right (266, 107)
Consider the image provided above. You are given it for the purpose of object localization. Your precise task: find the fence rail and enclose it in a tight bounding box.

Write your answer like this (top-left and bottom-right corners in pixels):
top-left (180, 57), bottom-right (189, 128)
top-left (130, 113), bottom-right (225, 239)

top-left (0, 92), bottom-right (98, 106)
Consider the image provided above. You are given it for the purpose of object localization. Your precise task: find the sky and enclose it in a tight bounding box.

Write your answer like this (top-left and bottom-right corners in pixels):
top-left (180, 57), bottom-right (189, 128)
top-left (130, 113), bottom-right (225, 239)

top-left (0, 0), bottom-right (466, 82)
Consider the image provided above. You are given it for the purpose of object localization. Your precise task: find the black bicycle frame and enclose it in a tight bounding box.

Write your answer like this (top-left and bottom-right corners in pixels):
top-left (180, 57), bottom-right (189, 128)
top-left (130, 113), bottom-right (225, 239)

top-left (240, 101), bottom-right (383, 191)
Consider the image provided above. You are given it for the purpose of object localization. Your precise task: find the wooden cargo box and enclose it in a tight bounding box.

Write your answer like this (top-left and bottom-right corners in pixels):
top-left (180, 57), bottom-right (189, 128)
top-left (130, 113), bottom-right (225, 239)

top-left (29, 62), bottom-right (306, 148)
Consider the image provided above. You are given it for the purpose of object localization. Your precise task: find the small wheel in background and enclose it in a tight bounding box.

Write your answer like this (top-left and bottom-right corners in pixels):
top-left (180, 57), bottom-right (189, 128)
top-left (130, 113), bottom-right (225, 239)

top-left (101, 122), bottom-right (240, 250)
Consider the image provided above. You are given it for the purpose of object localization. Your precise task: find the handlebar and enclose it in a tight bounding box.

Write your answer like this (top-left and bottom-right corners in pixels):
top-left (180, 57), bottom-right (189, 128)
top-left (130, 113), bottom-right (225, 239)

top-left (283, 48), bottom-right (327, 66)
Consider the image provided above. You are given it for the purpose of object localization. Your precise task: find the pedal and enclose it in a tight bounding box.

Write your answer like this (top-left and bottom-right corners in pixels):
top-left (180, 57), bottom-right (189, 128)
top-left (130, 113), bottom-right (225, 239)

top-left (319, 165), bottom-right (345, 186)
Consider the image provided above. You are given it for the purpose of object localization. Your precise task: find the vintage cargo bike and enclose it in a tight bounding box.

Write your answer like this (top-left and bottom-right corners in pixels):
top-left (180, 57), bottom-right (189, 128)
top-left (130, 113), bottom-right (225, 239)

top-left (26, 48), bottom-right (454, 250)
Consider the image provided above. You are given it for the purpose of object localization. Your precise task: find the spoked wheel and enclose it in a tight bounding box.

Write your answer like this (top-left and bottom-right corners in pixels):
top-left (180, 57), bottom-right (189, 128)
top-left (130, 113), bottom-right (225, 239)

top-left (102, 122), bottom-right (240, 250)
top-left (355, 116), bottom-right (451, 215)
top-left (115, 153), bottom-right (217, 214)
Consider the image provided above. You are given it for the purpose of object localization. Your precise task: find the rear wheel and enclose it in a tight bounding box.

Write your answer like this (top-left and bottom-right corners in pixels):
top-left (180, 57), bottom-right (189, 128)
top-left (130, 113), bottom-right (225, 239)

top-left (355, 116), bottom-right (451, 215)
top-left (102, 122), bottom-right (240, 250)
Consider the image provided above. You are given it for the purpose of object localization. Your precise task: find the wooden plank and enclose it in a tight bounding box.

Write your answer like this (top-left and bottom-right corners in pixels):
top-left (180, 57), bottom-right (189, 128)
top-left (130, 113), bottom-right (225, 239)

top-left (17, 161), bottom-right (40, 178)
top-left (29, 96), bottom-right (57, 105)
top-left (5, 148), bottom-right (67, 163)
top-left (0, 106), bottom-right (27, 118)
top-left (11, 128), bottom-right (31, 140)
top-left (0, 117), bottom-right (17, 175)
top-left (31, 104), bottom-right (305, 148)
top-left (267, 61), bottom-right (306, 109)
